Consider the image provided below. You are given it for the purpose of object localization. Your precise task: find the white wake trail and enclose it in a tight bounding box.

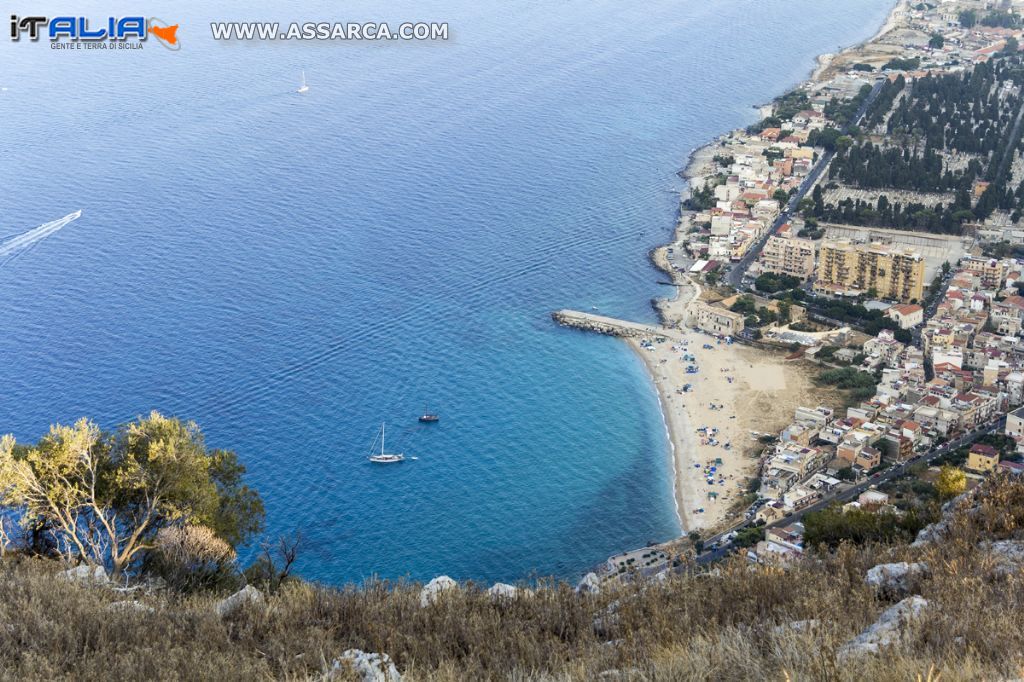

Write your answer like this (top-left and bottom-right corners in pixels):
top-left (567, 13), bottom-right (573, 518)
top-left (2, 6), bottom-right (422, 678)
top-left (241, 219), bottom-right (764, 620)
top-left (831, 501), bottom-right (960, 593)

top-left (0, 210), bottom-right (82, 262)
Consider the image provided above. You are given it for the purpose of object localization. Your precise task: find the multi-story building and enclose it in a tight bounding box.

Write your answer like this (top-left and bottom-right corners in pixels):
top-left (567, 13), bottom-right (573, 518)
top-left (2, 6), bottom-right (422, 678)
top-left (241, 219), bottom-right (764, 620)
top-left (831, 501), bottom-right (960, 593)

top-left (863, 329), bottom-right (906, 369)
top-left (760, 225), bottom-right (816, 279)
top-left (962, 257), bottom-right (1005, 291)
top-left (1006, 404), bottom-right (1024, 453)
top-left (814, 240), bottom-right (925, 303)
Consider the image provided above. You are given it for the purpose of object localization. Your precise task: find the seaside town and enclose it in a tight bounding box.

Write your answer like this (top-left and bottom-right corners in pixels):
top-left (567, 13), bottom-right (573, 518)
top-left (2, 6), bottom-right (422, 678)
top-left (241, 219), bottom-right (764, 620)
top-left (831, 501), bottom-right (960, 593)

top-left (557, 0), bottom-right (1024, 579)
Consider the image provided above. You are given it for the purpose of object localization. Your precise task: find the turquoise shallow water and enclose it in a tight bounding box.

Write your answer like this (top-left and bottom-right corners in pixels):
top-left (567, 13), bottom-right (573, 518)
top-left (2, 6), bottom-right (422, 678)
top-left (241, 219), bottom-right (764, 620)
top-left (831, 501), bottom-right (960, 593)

top-left (0, 0), bottom-right (893, 583)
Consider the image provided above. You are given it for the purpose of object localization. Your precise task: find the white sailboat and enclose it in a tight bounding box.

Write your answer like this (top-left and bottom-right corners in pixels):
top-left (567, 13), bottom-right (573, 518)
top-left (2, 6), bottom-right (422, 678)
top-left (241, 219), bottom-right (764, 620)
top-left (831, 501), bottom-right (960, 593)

top-left (297, 70), bottom-right (309, 94)
top-left (368, 423), bottom-right (404, 463)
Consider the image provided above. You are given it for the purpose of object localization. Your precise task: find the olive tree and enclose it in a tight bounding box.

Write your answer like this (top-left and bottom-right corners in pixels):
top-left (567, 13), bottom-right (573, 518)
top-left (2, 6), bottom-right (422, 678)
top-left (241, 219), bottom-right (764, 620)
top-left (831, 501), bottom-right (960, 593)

top-left (0, 412), bottom-right (264, 575)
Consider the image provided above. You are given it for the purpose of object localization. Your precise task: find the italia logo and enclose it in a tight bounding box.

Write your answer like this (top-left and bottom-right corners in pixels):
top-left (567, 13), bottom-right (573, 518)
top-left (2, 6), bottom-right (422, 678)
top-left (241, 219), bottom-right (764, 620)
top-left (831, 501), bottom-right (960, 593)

top-left (10, 15), bottom-right (180, 50)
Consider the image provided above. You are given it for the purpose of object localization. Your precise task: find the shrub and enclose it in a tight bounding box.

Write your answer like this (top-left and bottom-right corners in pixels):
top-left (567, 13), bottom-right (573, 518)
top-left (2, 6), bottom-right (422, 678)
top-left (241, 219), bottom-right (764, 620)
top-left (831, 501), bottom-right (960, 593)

top-left (149, 525), bottom-right (237, 592)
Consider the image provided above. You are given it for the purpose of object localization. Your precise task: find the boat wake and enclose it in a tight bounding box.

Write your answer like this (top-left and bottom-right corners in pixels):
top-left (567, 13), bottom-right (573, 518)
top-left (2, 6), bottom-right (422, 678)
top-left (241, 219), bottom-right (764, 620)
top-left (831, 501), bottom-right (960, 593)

top-left (0, 210), bottom-right (82, 267)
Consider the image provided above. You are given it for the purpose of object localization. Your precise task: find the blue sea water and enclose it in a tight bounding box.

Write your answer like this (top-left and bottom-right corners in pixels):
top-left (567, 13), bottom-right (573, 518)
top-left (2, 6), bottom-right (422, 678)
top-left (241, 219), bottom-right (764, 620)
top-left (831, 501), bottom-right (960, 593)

top-left (0, 0), bottom-right (894, 584)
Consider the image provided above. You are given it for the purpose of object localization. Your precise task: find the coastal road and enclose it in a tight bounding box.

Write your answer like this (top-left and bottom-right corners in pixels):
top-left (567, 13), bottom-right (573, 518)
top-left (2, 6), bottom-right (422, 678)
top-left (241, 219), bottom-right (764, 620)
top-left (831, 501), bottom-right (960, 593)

top-left (725, 79), bottom-right (886, 291)
top-left (695, 414), bottom-right (1005, 565)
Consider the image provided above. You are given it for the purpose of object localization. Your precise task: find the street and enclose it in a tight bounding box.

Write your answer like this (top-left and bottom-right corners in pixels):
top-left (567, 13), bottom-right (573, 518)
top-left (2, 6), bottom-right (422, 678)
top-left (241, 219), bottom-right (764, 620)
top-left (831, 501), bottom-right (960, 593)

top-left (725, 79), bottom-right (886, 291)
top-left (695, 414), bottom-right (1005, 564)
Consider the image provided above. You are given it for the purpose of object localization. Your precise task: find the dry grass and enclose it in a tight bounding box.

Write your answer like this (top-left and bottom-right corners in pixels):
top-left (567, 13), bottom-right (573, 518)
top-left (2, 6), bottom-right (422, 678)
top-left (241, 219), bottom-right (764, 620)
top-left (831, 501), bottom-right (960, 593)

top-left (4, 478), bottom-right (1024, 681)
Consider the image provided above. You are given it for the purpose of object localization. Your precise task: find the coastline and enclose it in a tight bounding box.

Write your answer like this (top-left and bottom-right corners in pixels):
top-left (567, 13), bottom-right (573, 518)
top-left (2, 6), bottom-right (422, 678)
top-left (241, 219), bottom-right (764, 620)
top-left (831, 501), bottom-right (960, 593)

top-left (620, 273), bottom-right (823, 536)
top-left (638, 0), bottom-right (908, 537)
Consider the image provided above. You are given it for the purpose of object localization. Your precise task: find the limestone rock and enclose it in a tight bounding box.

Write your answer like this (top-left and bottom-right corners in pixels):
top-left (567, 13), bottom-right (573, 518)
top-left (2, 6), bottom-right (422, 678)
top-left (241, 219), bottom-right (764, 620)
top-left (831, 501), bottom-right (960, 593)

top-left (771, 619), bottom-right (820, 636)
top-left (327, 649), bottom-right (401, 682)
top-left (214, 585), bottom-right (263, 618)
top-left (838, 596), bottom-right (928, 659)
top-left (865, 562), bottom-right (928, 597)
top-left (106, 600), bottom-right (155, 614)
top-left (912, 491), bottom-right (977, 548)
top-left (575, 572), bottom-right (601, 595)
top-left (486, 582), bottom-right (530, 600)
top-left (419, 576), bottom-right (456, 607)
top-left (597, 668), bottom-right (641, 680)
top-left (60, 565), bottom-right (110, 586)
top-left (982, 540), bottom-right (1024, 578)
top-left (911, 518), bottom-right (950, 548)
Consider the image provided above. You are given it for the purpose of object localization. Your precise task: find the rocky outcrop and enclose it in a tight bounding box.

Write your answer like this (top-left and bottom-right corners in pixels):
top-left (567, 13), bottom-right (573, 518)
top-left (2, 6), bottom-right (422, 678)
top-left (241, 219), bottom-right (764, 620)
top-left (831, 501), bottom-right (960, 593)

top-left (214, 585), bottom-right (263, 618)
top-left (596, 668), bottom-right (642, 680)
top-left (771, 619), bottom-right (820, 636)
top-left (592, 599), bottom-right (621, 637)
top-left (911, 491), bottom-right (975, 548)
top-left (59, 565), bottom-right (110, 586)
top-left (326, 650), bottom-right (401, 682)
top-left (981, 540), bottom-right (1024, 578)
top-left (419, 576), bottom-right (456, 607)
top-left (106, 600), bottom-right (155, 614)
top-left (864, 562), bottom-right (928, 598)
top-left (575, 572), bottom-right (601, 595)
top-left (838, 596), bottom-right (928, 659)
top-left (487, 582), bottom-right (530, 600)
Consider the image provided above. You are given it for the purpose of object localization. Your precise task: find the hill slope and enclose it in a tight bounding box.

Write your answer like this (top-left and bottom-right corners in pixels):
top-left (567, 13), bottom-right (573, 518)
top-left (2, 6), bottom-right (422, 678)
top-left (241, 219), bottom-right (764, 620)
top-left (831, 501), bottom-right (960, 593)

top-left (4, 477), bottom-right (1024, 681)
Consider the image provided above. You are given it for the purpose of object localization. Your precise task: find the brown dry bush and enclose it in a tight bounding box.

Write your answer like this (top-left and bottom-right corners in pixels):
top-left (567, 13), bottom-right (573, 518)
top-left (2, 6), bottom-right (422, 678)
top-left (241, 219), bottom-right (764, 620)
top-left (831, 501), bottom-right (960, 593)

top-left (3, 477), bottom-right (1024, 680)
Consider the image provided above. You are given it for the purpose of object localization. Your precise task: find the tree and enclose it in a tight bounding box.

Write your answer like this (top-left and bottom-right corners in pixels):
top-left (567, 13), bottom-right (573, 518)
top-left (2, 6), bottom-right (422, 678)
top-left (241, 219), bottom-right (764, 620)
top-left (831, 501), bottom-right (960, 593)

top-left (803, 505), bottom-right (930, 549)
top-left (244, 532), bottom-right (304, 593)
top-left (778, 301), bottom-right (792, 325)
top-left (834, 466), bottom-right (856, 481)
top-left (936, 464), bottom-right (967, 500)
top-left (0, 413), bottom-right (264, 575)
top-left (732, 526), bottom-right (764, 548)
top-left (929, 34), bottom-right (944, 49)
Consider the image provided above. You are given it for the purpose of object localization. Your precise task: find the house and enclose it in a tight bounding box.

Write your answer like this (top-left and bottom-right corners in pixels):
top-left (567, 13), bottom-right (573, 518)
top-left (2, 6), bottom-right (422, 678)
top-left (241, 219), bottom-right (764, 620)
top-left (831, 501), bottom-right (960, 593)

top-left (858, 489), bottom-right (890, 510)
top-left (834, 348), bottom-right (859, 364)
top-left (753, 522), bottom-right (805, 562)
top-left (688, 301), bottom-right (745, 337)
top-left (1005, 404), bottom-right (1024, 452)
top-left (966, 443), bottom-right (1000, 474)
top-left (863, 329), bottom-right (905, 368)
top-left (999, 460), bottom-right (1024, 476)
top-left (887, 303), bottom-right (924, 329)
top-left (854, 445), bottom-right (882, 472)
top-left (755, 501), bottom-right (787, 524)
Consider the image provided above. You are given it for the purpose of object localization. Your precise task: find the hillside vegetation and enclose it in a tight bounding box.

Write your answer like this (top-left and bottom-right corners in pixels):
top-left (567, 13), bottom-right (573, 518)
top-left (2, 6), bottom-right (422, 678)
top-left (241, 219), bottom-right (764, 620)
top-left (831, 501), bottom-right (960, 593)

top-left (3, 475), bottom-right (1024, 680)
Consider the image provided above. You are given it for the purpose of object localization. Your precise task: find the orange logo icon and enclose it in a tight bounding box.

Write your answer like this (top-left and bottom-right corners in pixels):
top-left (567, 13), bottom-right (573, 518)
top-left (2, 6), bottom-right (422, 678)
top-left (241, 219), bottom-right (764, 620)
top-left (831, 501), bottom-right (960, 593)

top-left (149, 23), bottom-right (177, 44)
top-left (148, 17), bottom-right (180, 50)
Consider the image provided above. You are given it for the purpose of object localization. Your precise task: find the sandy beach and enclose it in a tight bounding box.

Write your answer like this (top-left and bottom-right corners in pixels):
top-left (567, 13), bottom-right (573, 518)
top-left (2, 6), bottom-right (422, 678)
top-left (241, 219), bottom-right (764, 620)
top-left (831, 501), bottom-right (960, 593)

top-left (633, 0), bottom-right (909, 536)
top-left (625, 275), bottom-right (826, 534)
top-left (563, 0), bottom-right (908, 542)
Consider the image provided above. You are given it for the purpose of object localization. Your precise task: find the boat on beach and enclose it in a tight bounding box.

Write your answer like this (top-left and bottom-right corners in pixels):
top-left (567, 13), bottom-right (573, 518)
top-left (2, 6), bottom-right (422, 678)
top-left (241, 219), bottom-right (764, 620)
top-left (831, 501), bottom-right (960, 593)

top-left (368, 423), bottom-right (404, 463)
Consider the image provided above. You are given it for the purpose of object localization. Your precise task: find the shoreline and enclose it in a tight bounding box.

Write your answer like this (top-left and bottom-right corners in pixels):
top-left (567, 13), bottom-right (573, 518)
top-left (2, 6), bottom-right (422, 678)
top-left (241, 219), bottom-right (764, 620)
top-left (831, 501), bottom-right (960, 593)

top-left (635, 0), bottom-right (907, 543)
top-left (634, 344), bottom-right (686, 529)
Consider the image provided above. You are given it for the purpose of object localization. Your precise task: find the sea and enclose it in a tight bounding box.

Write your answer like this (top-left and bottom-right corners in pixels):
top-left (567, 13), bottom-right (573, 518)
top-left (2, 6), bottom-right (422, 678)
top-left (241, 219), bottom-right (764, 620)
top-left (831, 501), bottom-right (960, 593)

top-left (0, 0), bottom-right (895, 584)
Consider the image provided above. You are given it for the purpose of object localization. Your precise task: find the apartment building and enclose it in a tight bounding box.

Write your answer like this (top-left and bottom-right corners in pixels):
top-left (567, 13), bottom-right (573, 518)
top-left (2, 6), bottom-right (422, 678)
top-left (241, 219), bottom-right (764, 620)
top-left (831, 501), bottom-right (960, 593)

top-left (962, 257), bottom-right (1005, 291)
top-left (814, 240), bottom-right (925, 303)
top-left (759, 225), bottom-right (816, 279)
